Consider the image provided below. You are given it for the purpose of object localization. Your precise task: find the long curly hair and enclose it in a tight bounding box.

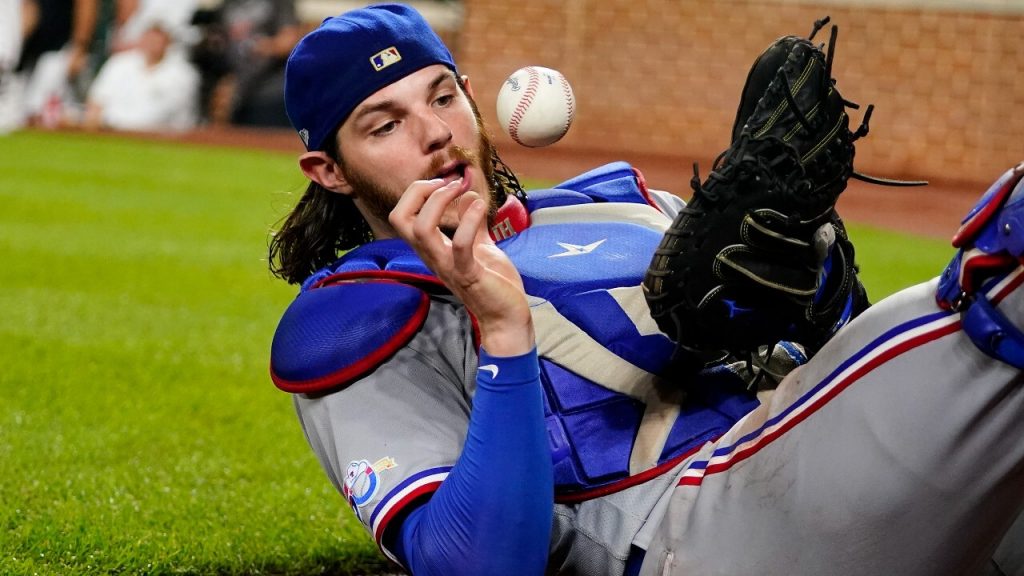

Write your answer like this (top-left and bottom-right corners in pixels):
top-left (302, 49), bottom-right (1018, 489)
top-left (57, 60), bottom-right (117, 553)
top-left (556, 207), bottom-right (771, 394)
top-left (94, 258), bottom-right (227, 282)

top-left (267, 79), bottom-right (524, 285)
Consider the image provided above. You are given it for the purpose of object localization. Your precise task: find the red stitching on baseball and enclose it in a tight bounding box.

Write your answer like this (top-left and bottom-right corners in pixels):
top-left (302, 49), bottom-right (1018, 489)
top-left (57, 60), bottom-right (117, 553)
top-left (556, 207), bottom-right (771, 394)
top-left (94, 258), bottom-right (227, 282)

top-left (508, 66), bottom-right (540, 142)
top-left (559, 73), bottom-right (574, 137)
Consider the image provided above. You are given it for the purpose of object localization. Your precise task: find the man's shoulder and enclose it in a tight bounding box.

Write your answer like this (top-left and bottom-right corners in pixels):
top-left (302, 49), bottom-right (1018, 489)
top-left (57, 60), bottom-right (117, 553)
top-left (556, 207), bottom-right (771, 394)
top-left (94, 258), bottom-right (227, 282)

top-left (270, 274), bottom-right (435, 394)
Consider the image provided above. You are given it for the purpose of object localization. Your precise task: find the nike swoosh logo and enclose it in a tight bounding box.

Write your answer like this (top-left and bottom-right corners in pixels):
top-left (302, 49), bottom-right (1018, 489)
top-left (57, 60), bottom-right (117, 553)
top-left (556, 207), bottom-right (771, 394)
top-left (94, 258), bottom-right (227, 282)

top-left (478, 364), bottom-right (499, 378)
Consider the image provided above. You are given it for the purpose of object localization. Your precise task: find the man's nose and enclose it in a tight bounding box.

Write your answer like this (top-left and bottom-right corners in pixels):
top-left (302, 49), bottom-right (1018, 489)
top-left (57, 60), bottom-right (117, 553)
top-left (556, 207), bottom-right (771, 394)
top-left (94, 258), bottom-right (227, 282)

top-left (420, 110), bottom-right (453, 153)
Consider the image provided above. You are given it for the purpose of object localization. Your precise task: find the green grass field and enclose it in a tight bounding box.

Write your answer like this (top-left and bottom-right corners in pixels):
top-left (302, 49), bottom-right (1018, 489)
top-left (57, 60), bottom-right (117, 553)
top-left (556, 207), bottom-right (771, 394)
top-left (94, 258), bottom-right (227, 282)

top-left (0, 131), bottom-right (954, 575)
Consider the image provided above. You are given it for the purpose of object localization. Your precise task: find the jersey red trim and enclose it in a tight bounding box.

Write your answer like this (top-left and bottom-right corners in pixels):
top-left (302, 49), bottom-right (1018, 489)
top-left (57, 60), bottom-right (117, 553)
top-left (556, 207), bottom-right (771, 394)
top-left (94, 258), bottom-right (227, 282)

top-left (554, 440), bottom-right (712, 504)
top-left (680, 320), bottom-right (962, 487)
top-left (373, 480), bottom-right (442, 545)
top-left (370, 468), bottom-right (450, 563)
top-left (678, 266), bottom-right (1024, 488)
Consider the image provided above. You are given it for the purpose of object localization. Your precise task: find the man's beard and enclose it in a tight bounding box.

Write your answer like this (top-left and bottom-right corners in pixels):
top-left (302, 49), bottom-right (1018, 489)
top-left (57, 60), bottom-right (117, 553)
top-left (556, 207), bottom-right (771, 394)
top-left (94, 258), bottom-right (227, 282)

top-left (342, 122), bottom-right (499, 238)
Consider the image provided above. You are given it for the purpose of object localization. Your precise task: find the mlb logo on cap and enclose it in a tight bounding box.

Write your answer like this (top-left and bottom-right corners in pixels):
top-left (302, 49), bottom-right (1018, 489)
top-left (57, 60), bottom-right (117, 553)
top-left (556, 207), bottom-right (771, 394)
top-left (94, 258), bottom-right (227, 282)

top-left (371, 47), bottom-right (402, 71)
top-left (285, 4), bottom-right (457, 150)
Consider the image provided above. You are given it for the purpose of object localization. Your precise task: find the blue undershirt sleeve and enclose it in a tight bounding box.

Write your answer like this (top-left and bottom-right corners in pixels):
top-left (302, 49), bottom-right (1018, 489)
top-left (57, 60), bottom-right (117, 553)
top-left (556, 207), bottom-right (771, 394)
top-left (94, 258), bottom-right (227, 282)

top-left (388, 347), bottom-right (553, 575)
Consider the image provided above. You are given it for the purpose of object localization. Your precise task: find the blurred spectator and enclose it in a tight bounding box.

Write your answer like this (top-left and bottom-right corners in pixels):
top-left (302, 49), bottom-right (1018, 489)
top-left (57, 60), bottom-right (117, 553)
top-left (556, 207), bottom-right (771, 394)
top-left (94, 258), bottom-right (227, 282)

top-left (17, 0), bottom-right (101, 126)
top-left (0, 0), bottom-right (30, 72)
top-left (191, 0), bottom-right (300, 127)
top-left (108, 0), bottom-right (199, 54)
top-left (80, 19), bottom-right (200, 132)
top-left (19, 0), bottom-right (98, 81)
top-left (0, 0), bottom-right (32, 132)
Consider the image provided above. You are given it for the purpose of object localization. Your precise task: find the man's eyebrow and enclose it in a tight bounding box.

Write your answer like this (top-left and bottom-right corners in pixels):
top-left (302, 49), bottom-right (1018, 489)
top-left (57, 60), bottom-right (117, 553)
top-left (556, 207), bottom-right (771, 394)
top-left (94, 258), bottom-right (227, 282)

top-left (429, 70), bottom-right (456, 91)
top-left (351, 100), bottom-right (398, 123)
top-left (350, 72), bottom-right (456, 124)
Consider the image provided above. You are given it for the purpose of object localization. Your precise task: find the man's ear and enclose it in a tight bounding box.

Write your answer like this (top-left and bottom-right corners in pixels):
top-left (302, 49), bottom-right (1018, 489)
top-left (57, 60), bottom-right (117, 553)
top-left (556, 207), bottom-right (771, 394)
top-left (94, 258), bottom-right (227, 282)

top-left (298, 151), bottom-right (352, 195)
top-left (461, 74), bottom-right (475, 99)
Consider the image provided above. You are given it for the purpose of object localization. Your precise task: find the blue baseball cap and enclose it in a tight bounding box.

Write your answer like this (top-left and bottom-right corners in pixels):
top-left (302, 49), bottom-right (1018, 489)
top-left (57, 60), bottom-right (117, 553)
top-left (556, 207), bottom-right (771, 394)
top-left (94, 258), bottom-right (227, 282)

top-left (284, 3), bottom-right (458, 151)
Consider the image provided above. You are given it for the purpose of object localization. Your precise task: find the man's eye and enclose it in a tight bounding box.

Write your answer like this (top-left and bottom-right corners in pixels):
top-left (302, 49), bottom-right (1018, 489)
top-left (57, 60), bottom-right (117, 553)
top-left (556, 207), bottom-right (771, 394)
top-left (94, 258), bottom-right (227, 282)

top-left (435, 94), bottom-right (454, 107)
top-left (372, 121), bottom-right (397, 136)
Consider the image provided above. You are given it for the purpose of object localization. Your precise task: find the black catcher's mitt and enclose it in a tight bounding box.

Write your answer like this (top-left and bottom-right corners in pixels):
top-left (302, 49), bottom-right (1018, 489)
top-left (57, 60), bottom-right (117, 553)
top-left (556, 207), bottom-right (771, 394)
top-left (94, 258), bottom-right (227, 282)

top-left (644, 19), bottom-right (888, 357)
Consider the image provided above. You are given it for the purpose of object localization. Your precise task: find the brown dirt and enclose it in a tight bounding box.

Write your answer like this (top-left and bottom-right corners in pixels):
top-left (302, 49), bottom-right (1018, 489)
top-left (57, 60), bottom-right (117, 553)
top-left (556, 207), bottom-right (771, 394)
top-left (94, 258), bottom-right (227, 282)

top-left (487, 144), bottom-right (980, 242)
top-left (88, 125), bottom-right (981, 241)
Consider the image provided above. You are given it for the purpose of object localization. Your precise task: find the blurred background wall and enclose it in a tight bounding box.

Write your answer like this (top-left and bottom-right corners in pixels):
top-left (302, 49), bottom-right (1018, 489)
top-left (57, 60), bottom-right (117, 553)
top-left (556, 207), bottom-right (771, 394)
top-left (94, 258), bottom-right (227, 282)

top-left (444, 0), bottom-right (1023, 188)
top-left (11, 0), bottom-right (1016, 190)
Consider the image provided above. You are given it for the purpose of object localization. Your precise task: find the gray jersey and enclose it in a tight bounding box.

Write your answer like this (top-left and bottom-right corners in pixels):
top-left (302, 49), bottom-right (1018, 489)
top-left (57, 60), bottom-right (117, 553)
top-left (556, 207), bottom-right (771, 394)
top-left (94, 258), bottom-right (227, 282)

top-left (289, 188), bottom-right (1024, 575)
top-left (640, 271), bottom-right (1024, 576)
top-left (294, 189), bottom-right (691, 573)
top-left (294, 295), bottom-right (683, 574)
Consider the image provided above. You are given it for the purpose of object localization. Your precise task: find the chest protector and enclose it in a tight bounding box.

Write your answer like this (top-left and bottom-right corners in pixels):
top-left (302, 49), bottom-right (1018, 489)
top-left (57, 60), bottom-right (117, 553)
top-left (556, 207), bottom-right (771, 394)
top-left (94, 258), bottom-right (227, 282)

top-left (271, 162), bottom-right (759, 500)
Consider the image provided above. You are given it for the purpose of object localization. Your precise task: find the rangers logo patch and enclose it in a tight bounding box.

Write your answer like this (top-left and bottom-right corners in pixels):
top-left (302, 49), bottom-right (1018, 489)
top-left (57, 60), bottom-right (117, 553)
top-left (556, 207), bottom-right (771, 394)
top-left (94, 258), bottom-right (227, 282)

top-left (342, 457), bottom-right (397, 513)
top-left (370, 47), bottom-right (402, 71)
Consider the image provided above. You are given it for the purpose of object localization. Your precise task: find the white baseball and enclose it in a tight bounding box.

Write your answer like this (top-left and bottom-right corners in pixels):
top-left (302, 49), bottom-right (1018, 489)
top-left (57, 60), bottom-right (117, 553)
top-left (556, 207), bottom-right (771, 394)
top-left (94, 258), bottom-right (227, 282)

top-left (496, 66), bottom-right (575, 148)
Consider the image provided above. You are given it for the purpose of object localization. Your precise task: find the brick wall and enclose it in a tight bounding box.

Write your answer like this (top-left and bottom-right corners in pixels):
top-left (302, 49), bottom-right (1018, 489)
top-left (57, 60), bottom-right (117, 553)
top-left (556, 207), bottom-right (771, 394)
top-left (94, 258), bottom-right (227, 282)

top-left (456, 1), bottom-right (1023, 187)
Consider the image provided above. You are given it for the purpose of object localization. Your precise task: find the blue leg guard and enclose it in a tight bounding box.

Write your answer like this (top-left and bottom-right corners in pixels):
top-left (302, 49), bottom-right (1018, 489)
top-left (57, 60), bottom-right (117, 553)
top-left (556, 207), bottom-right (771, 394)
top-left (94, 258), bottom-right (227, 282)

top-left (937, 162), bottom-right (1024, 368)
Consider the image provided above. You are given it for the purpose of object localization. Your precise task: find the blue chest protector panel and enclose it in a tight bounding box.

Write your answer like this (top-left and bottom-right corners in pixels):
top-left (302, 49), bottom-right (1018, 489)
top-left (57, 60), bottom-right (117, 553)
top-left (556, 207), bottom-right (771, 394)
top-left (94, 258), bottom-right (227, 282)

top-left (270, 162), bottom-right (760, 497)
top-left (271, 276), bottom-right (432, 393)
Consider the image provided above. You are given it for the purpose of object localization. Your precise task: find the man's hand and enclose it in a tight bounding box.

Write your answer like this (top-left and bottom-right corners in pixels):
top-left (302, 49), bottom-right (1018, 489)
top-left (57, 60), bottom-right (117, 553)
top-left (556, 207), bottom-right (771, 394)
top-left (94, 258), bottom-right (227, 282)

top-left (390, 179), bottom-right (535, 356)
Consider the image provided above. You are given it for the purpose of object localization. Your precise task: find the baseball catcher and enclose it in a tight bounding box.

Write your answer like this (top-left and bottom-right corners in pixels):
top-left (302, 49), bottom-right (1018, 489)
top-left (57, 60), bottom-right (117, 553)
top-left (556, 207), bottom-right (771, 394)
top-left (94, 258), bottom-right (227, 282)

top-left (268, 6), bottom-right (1024, 575)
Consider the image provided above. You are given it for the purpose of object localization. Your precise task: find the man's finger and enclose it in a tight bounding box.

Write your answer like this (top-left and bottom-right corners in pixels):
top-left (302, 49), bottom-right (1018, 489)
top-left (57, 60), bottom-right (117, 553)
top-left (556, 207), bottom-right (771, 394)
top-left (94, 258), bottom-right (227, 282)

top-left (389, 178), bottom-right (445, 232)
top-left (452, 198), bottom-right (487, 278)
top-left (455, 190), bottom-right (497, 249)
top-left (411, 179), bottom-right (463, 242)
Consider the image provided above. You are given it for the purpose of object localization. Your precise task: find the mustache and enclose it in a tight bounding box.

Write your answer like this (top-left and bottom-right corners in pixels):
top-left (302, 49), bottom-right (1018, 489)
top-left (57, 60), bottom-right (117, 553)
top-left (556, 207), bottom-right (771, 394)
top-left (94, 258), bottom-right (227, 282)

top-left (422, 145), bottom-right (480, 180)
